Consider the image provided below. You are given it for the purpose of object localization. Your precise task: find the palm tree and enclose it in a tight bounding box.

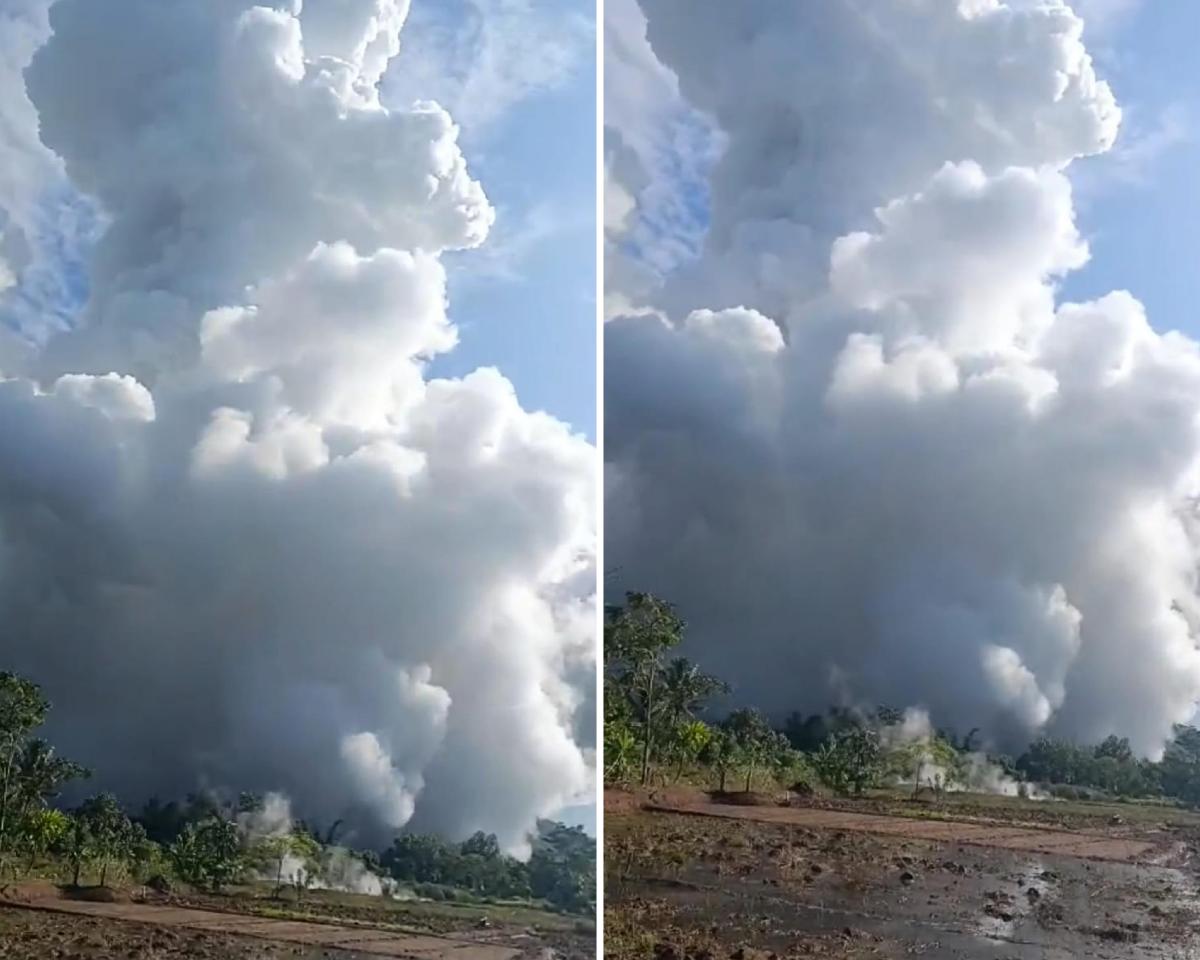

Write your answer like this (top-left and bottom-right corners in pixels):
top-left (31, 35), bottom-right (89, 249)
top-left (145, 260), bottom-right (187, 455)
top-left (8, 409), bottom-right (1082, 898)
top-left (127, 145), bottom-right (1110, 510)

top-left (654, 659), bottom-right (725, 781)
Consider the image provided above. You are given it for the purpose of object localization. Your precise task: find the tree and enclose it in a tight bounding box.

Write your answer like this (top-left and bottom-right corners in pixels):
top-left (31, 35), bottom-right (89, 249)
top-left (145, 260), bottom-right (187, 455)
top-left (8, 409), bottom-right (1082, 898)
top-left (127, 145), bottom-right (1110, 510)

top-left (701, 727), bottom-right (741, 792)
top-left (783, 707), bottom-right (861, 753)
top-left (254, 829), bottom-right (321, 898)
top-left (668, 720), bottom-right (714, 782)
top-left (767, 731), bottom-right (810, 788)
top-left (1017, 737), bottom-right (1091, 786)
top-left (1160, 725), bottom-right (1200, 805)
top-left (76, 793), bottom-right (137, 887)
top-left (66, 811), bottom-right (90, 887)
top-left (2, 737), bottom-right (87, 878)
top-left (724, 708), bottom-right (772, 792)
top-left (659, 660), bottom-right (726, 780)
top-left (604, 725), bottom-right (638, 784)
top-left (884, 735), bottom-right (962, 799)
top-left (0, 673), bottom-right (49, 876)
top-left (1095, 735), bottom-right (1134, 765)
top-left (605, 594), bottom-right (685, 784)
top-left (813, 725), bottom-right (881, 796)
top-left (528, 821), bottom-right (594, 914)
top-left (17, 808), bottom-right (70, 872)
top-left (381, 834), bottom-right (456, 884)
top-left (460, 831), bottom-right (501, 860)
top-left (170, 817), bottom-right (242, 892)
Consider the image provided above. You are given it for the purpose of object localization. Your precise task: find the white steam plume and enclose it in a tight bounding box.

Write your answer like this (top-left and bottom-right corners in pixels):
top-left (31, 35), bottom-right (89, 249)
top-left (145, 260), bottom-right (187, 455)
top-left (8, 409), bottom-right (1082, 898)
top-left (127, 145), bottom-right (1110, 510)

top-left (606, 0), bottom-right (1200, 759)
top-left (0, 0), bottom-right (594, 853)
top-left (238, 792), bottom-right (393, 896)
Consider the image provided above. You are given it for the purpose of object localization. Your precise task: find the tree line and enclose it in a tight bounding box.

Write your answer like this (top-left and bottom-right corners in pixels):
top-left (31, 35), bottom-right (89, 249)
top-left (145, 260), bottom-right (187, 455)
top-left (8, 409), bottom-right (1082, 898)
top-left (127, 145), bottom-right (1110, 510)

top-left (604, 592), bottom-right (1200, 806)
top-left (0, 671), bottom-right (593, 914)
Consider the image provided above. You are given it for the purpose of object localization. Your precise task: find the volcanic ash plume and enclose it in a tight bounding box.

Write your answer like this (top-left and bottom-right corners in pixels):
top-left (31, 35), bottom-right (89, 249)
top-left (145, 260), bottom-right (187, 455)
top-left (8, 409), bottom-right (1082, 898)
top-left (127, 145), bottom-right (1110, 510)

top-left (606, 0), bottom-right (1200, 758)
top-left (0, 0), bottom-right (595, 853)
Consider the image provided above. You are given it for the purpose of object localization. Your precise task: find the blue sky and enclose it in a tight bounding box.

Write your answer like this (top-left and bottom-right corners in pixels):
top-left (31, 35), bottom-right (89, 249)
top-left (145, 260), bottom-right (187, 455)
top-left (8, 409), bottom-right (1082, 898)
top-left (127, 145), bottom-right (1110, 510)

top-left (389, 0), bottom-right (597, 441)
top-left (430, 55), bottom-right (597, 441)
top-left (1063, 2), bottom-right (1200, 339)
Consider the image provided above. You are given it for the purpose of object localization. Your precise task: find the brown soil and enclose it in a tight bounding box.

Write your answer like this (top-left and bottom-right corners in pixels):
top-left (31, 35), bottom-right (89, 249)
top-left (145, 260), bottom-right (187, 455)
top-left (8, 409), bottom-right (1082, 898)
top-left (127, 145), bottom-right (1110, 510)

top-left (606, 801), bottom-right (1200, 960)
top-left (0, 904), bottom-right (352, 959)
top-left (649, 798), bottom-right (1162, 863)
top-left (0, 886), bottom-right (528, 960)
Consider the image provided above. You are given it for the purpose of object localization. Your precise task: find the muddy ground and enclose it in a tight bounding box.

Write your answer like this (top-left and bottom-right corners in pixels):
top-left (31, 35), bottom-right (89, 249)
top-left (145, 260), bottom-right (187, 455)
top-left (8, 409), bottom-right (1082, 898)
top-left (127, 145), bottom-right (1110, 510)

top-left (605, 788), bottom-right (1200, 960)
top-left (0, 880), bottom-right (592, 960)
top-left (0, 905), bottom-right (346, 959)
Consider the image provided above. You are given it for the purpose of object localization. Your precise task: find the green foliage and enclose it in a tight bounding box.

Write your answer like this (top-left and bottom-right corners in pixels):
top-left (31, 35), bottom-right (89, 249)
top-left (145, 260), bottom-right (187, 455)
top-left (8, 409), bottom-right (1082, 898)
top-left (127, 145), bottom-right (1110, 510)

top-left (1016, 735), bottom-right (1159, 797)
top-left (0, 673), bottom-right (89, 876)
top-left (16, 807), bottom-right (70, 871)
top-left (138, 793), bottom-right (228, 846)
top-left (1154, 725), bottom-right (1200, 801)
top-left (813, 725), bottom-right (882, 796)
top-left (882, 734), bottom-right (963, 797)
top-left (382, 833), bottom-right (457, 884)
top-left (605, 593), bottom-right (687, 785)
top-left (723, 708), bottom-right (774, 792)
top-left (252, 829), bottom-right (321, 897)
top-left (783, 707), bottom-right (862, 753)
top-left (74, 793), bottom-right (144, 887)
top-left (169, 817), bottom-right (242, 892)
top-left (379, 821), bottom-right (592, 914)
top-left (528, 821), bottom-right (594, 914)
top-left (700, 726), bottom-right (742, 792)
top-left (604, 724), bottom-right (638, 784)
top-left (605, 594), bottom-right (730, 787)
top-left (667, 720), bottom-right (714, 780)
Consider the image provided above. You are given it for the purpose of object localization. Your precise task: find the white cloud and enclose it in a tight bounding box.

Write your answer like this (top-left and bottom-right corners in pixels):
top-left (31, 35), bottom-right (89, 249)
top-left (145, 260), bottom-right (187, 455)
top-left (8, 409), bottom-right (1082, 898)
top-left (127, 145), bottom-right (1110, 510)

top-left (606, 0), bottom-right (1200, 758)
top-left (0, 0), bottom-right (595, 853)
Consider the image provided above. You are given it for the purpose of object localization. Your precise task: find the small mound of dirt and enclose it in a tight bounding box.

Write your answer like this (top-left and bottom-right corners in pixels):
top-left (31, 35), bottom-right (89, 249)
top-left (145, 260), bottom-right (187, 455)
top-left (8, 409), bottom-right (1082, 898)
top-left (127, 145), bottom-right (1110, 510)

top-left (605, 788), bottom-right (642, 814)
top-left (0, 880), bottom-right (58, 904)
top-left (63, 885), bottom-right (126, 903)
top-left (708, 791), bottom-right (778, 807)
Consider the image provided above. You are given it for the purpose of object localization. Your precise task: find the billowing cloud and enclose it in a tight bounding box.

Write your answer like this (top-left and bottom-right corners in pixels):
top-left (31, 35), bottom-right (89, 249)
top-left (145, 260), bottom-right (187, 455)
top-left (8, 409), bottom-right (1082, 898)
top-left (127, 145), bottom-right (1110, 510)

top-left (606, 0), bottom-right (1200, 759)
top-left (0, 0), bottom-right (594, 853)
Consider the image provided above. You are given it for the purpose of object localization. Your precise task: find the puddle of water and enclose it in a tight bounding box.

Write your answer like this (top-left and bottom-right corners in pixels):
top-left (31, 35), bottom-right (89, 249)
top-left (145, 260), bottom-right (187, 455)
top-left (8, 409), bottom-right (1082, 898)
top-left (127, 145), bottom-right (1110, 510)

top-left (619, 836), bottom-right (1200, 959)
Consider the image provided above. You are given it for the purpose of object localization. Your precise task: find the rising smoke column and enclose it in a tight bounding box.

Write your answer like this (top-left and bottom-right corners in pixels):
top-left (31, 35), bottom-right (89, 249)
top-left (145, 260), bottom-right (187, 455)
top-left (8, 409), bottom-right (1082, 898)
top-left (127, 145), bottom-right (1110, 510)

top-left (606, 0), bottom-right (1200, 757)
top-left (0, 0), bottom-right (595, 853)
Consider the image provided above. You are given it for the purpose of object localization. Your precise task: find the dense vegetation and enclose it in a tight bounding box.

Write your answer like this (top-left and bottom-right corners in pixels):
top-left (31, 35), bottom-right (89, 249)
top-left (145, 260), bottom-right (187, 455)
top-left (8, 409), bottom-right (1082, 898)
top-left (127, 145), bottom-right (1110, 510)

top-left (0, 671), bottom-right (594, 914)
top-left (604, 592), bottom-right (1200, 807)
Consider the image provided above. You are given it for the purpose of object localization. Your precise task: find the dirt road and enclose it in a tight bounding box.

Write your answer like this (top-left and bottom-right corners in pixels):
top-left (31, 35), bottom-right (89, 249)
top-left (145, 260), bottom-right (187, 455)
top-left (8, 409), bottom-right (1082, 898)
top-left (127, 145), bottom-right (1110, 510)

top-left (0, 893), bottom-right (522, 960)
top-left (647, 798), bottom-right (1161, 862)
